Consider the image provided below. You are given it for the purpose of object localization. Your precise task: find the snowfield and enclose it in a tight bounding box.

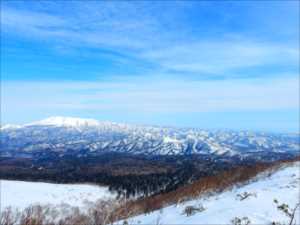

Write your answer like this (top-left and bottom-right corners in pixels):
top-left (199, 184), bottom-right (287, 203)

top-left (123, 162), bottom-right (300, 225)
top-left (1, 180), bottom-right (115, 210)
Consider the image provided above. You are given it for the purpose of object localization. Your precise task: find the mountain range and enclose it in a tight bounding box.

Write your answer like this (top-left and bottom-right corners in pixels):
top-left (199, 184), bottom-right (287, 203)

top-left (1, 117), bottom-right (299, 159)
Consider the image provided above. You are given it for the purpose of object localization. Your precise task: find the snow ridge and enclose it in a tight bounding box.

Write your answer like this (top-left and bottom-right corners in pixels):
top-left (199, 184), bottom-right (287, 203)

top-left (26, 116), bottom-right (101, 127)
top-left (1, 116), bottom-right (299, 157)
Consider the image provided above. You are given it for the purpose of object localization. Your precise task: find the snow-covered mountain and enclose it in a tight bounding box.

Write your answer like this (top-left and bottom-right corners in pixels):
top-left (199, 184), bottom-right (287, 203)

top-left (1, 116), bottom-right (299, 158)
top-left (26, 116), bottom-right (102, 127)
top-left (123, 162), bottom-right (300, 225)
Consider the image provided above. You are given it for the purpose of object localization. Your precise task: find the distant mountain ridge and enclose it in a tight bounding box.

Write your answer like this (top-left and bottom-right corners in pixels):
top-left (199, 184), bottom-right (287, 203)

top-left (1, 116), bottom-right (299, 159)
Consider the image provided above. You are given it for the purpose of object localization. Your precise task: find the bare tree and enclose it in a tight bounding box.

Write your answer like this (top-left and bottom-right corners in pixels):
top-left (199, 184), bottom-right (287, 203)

top-left (1, 207), bottom-right (20, 225)
top-left (273, 199), bottom-right (300, 225)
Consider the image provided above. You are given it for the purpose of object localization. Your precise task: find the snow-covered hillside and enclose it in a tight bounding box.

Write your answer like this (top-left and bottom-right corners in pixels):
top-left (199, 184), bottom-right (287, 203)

top-left (1, 116), bottom-right (299, 158)
top-left (1, 180), bottom-right (115, 210)
top-left (123, 162), bottom-right (300, 225)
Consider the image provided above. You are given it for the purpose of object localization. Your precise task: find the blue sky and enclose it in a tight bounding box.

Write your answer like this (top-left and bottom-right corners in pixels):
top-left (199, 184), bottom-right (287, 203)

top-left (1, 1), bottom-right (299, 132)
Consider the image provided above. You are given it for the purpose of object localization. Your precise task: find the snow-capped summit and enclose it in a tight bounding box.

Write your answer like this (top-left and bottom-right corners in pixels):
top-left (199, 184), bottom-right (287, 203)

top-left (0, 124), bottom-right (23, 130)
top-left (26, 116), bottom-right (101, 127)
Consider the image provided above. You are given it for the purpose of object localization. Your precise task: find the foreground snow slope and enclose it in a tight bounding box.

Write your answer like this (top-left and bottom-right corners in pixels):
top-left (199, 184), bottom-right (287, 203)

top-left (1, 180), bottom-right (115, 210)
top-left (124, 162), bottom-right (300, 225)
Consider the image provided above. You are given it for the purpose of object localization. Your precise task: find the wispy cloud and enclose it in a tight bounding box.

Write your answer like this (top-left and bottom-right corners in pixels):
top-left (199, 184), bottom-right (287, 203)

top-left (142, 41), bottom-right (298, 75)
top-left (1, 2), bottom-right (164, 49)
top-left (2, 76), bottom-right (298, 116)
top-left (1, 1), bottom-right (299, 131)
top-left (2, 2), bottom-right (298, 78)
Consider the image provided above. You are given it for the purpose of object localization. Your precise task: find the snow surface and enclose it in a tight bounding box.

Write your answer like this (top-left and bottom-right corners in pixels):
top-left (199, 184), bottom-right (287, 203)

top-left (0, 124), bottom-right (22, 130)
top-left (26, 116), bottom-right (101, 127)
top-left (1, 180), bottom-right (115, 210)
top-left (122, 162), bottom-right (300, 225)
top-left (2, 117), bottom-right (299, 157)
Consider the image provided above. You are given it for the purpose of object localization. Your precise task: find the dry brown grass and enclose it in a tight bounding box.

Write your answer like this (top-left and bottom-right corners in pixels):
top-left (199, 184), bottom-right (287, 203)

top-left (0, 199), bottom-right (123, 225)
top-left (115, 157), bottom-right (300, 220)
top-left (1, 157), bottom-right (299, 225)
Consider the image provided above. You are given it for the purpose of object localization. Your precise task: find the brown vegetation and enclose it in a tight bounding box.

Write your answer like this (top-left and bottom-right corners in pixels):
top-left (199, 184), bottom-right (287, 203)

top-left (0, 199), bottom-right (123, 225)
top-left (114, 157), bottom-right (300, 220)
top-left (1, 157), bottom-right (299, 225)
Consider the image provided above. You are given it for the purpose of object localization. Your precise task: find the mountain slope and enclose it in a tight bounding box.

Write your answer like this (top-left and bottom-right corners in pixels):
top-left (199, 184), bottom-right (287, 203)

top-left (123, 162), bottom-right (300, 225)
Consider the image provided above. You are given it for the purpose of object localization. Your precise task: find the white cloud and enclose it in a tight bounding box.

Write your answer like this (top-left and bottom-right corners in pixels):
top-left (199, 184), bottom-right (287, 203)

top-left (1, 2), bottom-right (298, 131)
top-left (2, 76), bottom-right (298, 119)
top-left (142, 41), bottom-right (298, 74)
top-left (1, 3), bottom-right (298, 77)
